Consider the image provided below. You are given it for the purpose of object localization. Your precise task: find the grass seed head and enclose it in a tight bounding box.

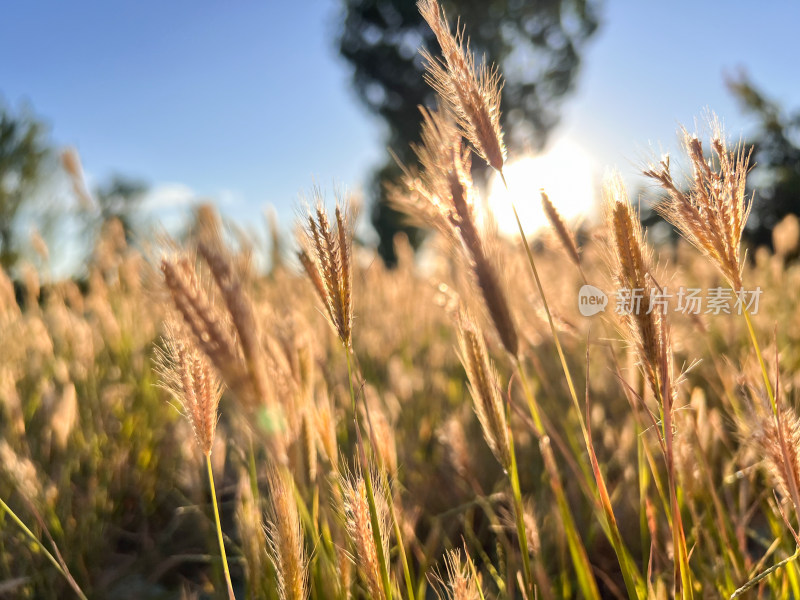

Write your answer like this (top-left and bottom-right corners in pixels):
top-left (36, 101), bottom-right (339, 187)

top-left (457, 313), bottom-right (511, 470)
top-left (542, 190), bottom-right (581, 268)
top-left (155, 321), bottom-right (223, 456)
top-left (603, 175), bottom-right (670, 402)
top-left (340, 468), bottom-right (390, 600)
top-left (449, 166), bottom-right (519, 358)
top-left (418, 0), bottom-right (506, 172)
top-left (745, 405), bottom-right (800, 508)
top-left (197, 241), bottom-right (270, 408)
top-left (297, 194), bottom-right (354, 348)
top-left (433, 549), bottom-right (482, 600)
top-left (161, 255), bottom-right (252, 404)
top-left (265, 467), bottom-right (308, 600)
top-left (644, 121), bottom-right (753, 289)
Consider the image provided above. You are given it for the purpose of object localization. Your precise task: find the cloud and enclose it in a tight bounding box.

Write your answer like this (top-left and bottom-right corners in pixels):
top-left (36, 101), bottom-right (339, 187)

top-left (217, 188), bottom-right (242, 207)
top-left (142, 182), bottom-right (196, 210)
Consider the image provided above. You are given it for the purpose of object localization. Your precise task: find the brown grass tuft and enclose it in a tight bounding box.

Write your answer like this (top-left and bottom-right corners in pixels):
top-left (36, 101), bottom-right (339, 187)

top-left (340, 468), bottom-right (390, 600)
top-left (154, 322), bottom-right (223, 456)
top-left (542, 190), bottom-right (581, 269)
top-left (418, 0), bottom-right (506, 172)
top-left (643, 122), bottom-right (752, 289)
top-left (297, 196), bottom-right (354, 348)
top-left (265, 467), bottom-right (308, 600)
top-left (457, 313), bottom-right (511, 470)
top-left (434, 549), bottom-right (482, 600)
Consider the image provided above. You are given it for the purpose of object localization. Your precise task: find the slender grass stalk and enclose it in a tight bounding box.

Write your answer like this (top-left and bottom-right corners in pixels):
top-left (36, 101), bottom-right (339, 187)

top-left (380, 473), bottom-right (416, 600)
top-left (732, 322), bottom-right (800, 596)
top-left (505, 178), bottom-right (643, 598)
top-left (458, 318), bottom-right (540, 597)
top-left (464, 508), bottom-right (507, 594)
top-left (465, 551), bottom-right (488, 600)
top-left (514, 363), bottom-right (601, 600)
top-left (348, 346), bottom-right (416, 600)
top-left (637, 427), bottom-right (651, 568)
top-left (655, 376), bottom-right (693, 600)
top-left (356, 433), bottom-right (394, 600)
top-left (583, 348), bottom-right (646, 600)
top-left (731, 546), bottom-right (800, 599)
top-left (742, 306), bottom-right (776, 414)
top-left (0, 497), bottom-right (88, 600)
top-left (206, 456), bottom-right (236, 600)
top-left (506, 420), bottom-right (536, 600)
top-left (346, 348), bottom-right (393, 600)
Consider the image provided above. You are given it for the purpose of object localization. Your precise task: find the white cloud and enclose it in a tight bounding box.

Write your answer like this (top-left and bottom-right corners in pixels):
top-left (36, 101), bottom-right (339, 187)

top-left (143, 182), bottom-right (196, 210)
top-left (217, 188), bottom-right (242, 207)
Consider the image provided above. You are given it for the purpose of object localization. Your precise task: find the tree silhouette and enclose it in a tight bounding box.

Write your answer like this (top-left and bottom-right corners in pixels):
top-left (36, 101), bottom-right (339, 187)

top-left (338, 0), bottom-right (600, 264)
top-left (0, 101), bottom-right (49, 270)
top-left (727, 73), bottom-right (800, 248)
top-left (91, 175), bottom-right (149, 243)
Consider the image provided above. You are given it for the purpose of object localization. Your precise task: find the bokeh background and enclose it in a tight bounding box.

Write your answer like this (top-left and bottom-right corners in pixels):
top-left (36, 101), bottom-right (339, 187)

top-left (4, 3), bottom-right (800, 599)
top-left (1, 0), bottom-right (799, 272)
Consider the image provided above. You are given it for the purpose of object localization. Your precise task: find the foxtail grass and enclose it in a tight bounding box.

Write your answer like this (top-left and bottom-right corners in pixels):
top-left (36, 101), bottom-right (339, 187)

top-left (456, 315), bottom-right (538, 598)
top-left (418, 0), bottom-right (506, 173)
top-left (413, 1), bottom-right (641, 596)
top-left (341, 462), bottom-right (392, 600)
top-left (604, 175), bottom-right (692, 599)
top-left (298, 198), bottom-right (414, 600)
top-left (266, 467), bottom-right (308, 600)
top-left (297, 196), bottom-right (353, 349)
top-left (541, 191), bottom-right (585, 281)
top-left (433, 549), bottom-right (484, 600)
top-left (644, 123), bottom-right (800, 595)
top-left (155, 324), bottom-right (234, 600)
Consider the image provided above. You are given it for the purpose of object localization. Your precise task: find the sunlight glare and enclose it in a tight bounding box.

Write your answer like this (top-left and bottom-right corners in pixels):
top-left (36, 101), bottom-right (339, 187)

top-left (487, 138), bottom-right (597, 238)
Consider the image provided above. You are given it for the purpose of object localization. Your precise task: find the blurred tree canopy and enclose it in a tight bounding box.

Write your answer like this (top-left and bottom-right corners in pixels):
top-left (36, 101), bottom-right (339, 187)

top-left (727, 73), bottom-right (800, 248)
top-left (338, 0), bottom-right (601, 264)
top-left (0, 101), bottom-right (49, 270)
top-left (91, 175), bottom-right (149, 243)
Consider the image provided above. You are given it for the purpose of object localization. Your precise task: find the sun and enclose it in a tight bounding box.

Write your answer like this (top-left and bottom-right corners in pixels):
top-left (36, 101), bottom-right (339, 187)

top-left (487, 138), bottom-right (597, 237)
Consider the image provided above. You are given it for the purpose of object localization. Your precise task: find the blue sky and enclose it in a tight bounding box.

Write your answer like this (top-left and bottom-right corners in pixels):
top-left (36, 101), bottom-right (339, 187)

top-left (2, 0), bottom-right (799, 252)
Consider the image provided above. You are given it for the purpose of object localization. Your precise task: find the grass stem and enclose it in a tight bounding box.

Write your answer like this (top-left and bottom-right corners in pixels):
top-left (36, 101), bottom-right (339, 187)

top-left (507, 422), bottom-right (537, 599)
top-left (0, 497), bottom-right (88, 600)
top-left (346, 347), bottom-right (393, 600)
top-left (206, 455), bottom-right (236, 600)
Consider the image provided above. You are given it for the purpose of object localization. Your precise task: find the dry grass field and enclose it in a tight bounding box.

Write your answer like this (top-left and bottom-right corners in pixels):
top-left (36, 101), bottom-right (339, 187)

top-left (3, 1), bottom-right (800, 598)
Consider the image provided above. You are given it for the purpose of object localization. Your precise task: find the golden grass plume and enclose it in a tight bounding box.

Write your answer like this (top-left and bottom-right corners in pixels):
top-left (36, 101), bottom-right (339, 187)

top-left (644, 121), bottom-right (753, 289)
top-left (340, 467), bottom-right (391, 600)
top-left (432, 548), bottom-right (482, 600)
top-left (418, 0), bottom-right (506, 172)
top-left (457, 313), bottom-right (511, 470)
top-left (542, 190), bottom-right (581, 269)
top-left (603, 175), bottom-right (668, 401)
top-left (154, 321), bottom-right (223, 456)
top-left (265, 467), bottom-right (308, 600)
top-left (297, 195), bottom-right (354, 348)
